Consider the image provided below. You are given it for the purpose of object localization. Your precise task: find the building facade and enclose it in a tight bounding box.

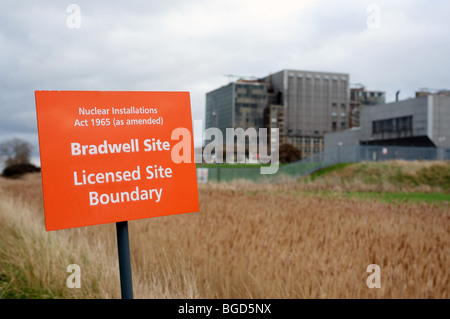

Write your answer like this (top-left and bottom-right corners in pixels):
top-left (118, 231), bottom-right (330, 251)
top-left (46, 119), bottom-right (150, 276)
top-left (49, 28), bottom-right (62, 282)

top-left (325, 94), bottom-right (450, 150)
top-left (263, 69), bottom-right (349, 158)
top-left (205, 80), bottom-right (267, 134)
top-left (205, 69), bottom-right (351, 159)
top-left (349, 86), bottom-right (385, 128)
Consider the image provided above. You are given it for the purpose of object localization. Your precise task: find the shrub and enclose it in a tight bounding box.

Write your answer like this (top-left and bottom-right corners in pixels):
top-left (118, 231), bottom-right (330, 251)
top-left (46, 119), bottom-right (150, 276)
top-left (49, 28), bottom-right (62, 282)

top-left (2, 163), bottom-right (41, 179)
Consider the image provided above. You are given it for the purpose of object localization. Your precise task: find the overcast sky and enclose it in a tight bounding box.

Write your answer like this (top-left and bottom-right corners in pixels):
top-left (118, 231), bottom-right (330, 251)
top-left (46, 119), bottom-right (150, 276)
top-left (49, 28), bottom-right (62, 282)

top-left (1, 0), bottom-right (449, 159)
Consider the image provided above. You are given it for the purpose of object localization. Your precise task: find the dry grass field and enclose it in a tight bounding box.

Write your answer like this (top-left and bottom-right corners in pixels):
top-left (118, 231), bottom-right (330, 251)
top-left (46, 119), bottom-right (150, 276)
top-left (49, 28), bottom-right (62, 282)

top-left (0, 161), bottom-right (449, 299)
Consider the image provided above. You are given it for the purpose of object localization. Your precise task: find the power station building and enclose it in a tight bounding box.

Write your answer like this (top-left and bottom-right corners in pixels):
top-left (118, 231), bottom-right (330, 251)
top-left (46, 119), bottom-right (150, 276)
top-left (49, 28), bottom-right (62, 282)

top-left (349, 86), bottom-right (386, 128)
top-left (205, 80), bottom-right (267, 134)
top-left (325, 94), bottom-right (450, 152)
top-left (205, 69), bottom-right (350, 158)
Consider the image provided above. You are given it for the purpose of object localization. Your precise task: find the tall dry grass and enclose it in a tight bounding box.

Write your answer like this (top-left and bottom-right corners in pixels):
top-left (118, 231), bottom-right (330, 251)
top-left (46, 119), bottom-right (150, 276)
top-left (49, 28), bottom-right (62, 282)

top-left (0, 175), bottom-right (119, 298)
top-left (0, 170), bottom-right (449, 298)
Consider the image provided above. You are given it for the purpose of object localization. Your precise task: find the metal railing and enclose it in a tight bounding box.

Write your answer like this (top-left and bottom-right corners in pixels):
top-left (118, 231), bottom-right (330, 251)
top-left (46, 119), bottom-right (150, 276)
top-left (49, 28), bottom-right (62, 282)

top-left (197, 145), bottom-right (450, 183)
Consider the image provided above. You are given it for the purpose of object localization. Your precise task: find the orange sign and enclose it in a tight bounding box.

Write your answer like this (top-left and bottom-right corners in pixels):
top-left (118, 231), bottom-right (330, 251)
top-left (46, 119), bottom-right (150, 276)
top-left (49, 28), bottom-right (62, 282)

top-left (35, 91), bottom-right (199, 231)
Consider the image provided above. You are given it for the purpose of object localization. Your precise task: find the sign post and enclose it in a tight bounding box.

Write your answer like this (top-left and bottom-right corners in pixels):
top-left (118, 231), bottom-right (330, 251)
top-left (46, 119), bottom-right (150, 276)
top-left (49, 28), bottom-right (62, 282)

top-left (35, 91), bottom-right (199, 299)
top-left (116, 221), bottom-right (133, 299)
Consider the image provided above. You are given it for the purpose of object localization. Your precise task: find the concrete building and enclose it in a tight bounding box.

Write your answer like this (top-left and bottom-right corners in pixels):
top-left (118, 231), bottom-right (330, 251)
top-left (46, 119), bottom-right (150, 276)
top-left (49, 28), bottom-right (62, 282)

top-left (325, 94), bottom-right (450, 150)
top-left (264, 69), bottom-right (350, 135)
top-left (415, 89), bottom-right (450, 98)
top-left (262, 69), bottom-right (349, 158)
top-left (205, 69), bottom-right (350, 159)
top-left (205, 79), bottom-right (267, 134)
top-left (349, 86), bottom-right (385, 128)
top-left (205, 79), bottom-right (269, 162)
top-left (263, 103), bottom-right (285, 144)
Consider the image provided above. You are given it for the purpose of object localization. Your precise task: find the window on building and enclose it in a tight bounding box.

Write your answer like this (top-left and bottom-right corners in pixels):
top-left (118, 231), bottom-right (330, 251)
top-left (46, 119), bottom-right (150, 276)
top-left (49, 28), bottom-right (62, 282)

top-left (332, 122), bottom-right (337, 131)
top-left (372, 116), bottom-right (413, 134)
top-left (399, 116), bottom-right (412, 131)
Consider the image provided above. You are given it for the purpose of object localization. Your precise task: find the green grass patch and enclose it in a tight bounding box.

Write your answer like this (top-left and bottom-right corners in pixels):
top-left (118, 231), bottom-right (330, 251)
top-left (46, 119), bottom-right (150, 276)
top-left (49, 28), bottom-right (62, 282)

top-left (305, 190), bottom-right (449, 204)
top-left (309, 163), bottom-right (354, 181)
top-left (0, 270), bottom-right (62, 299)
top-left (305, 161), bottom-right (450, 191)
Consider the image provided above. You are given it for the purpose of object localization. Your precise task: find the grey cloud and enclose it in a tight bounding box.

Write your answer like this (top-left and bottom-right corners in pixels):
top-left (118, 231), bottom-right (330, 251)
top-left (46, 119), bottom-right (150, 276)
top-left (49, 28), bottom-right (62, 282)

top-left (1, 0), bottom-right (449, 154)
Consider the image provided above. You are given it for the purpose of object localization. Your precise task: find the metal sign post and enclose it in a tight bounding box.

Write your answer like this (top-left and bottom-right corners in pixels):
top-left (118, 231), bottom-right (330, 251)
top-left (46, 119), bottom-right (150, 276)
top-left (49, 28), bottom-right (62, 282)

top-left (116, 221), bottom-right (133, 299)
top-left (35, 91), bottom-right (199, 299)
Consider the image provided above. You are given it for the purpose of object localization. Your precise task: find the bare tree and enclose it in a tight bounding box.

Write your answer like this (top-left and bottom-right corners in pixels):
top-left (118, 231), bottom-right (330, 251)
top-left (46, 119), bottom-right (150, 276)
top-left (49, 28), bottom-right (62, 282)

top-left (0, 138), bottom-right (33, 166)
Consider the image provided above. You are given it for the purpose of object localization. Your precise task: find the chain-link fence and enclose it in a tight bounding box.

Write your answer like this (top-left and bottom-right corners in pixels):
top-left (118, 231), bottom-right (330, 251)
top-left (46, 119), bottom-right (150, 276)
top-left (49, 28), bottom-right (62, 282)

top-left (197, 145), bottom-right (450, 183)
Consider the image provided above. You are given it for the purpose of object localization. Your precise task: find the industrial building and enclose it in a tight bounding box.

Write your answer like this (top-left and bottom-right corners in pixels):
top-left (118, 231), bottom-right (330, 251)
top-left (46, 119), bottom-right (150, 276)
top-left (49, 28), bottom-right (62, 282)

top-left (349, 86), bottom-right (385, 128)
top-left (261, 70), bottom-right (349, 158)
top-left (325, 94), bottom-right (450, 154)
top-left (205, 69), bottom-right (350, 159)
top-left (205, 80), bottom-right (268, 134)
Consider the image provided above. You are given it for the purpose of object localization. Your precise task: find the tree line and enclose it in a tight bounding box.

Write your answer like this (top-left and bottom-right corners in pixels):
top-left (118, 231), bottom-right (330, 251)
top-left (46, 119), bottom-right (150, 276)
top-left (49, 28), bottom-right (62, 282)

top-left (0, 138), bottom-right (40, 178)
